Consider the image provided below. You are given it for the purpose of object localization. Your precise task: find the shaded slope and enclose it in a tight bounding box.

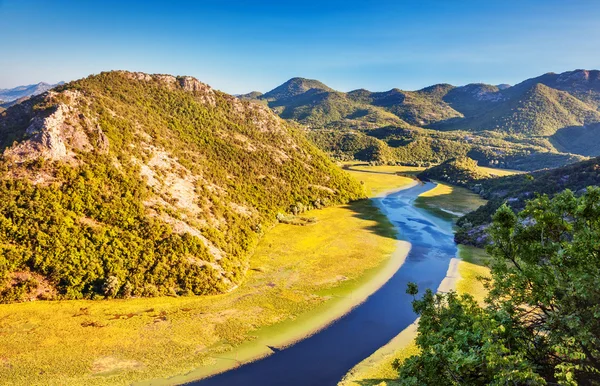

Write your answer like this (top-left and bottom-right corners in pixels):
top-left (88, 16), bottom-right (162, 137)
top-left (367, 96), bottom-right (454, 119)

top-left (455, 157), bottom-right (600, 245)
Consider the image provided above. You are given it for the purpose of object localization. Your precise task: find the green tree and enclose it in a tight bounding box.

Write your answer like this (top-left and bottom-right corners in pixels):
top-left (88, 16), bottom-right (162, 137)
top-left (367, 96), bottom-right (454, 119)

top-left (395, 187), bottom-right (600, 385)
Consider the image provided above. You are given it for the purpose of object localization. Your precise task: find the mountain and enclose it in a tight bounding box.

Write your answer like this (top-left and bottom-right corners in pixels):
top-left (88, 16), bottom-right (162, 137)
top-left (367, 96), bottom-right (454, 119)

top-left (417, 156), bottom-right (492, 187)
top-left (437, 82), bottom-right (600, 135)
top-left (0, 81), bottom-right (63, 103)
top-left (511, 69), bottom-right (600, 108)
top-left (261, 77), bottom-right (333, 101)
top-left (245, 70), bottom-right (600, 170)
top-left (455, 156), bottom-right (600, 246)
top-left (0, 71), bottom-right (363, 302)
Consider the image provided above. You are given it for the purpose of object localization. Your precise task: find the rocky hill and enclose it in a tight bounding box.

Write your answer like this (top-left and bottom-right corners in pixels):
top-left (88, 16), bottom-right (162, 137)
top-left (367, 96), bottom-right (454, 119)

top-left (0, 71), bottom-right (363, 302)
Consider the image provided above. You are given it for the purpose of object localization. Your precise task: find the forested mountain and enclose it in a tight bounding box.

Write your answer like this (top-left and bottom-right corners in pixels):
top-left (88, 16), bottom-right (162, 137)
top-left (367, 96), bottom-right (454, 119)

top-left (243, 69), bottom-right (600, 170)
top-left (0, 71), bottom-right (363, 302)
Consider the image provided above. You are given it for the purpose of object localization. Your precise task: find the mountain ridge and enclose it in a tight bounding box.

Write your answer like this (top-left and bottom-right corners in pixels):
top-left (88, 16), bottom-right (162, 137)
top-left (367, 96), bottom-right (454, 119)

top-left (243, 69), bottom-right (600, 169)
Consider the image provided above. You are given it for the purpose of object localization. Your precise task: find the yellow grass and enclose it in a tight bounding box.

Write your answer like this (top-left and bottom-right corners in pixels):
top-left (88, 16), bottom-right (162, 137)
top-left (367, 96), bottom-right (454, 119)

top-left (456, 245), bottom-right (491, 304)
top-left (343, 163), bottom-right (423, 197)
top-left (415, 183), bottom-right (486, 218)
top-left (477, 166), bottom-right (521, 177)
top-left (0, 166), bottom-right (416, 386)
top-left (338, 324), bottom-right (419, 386)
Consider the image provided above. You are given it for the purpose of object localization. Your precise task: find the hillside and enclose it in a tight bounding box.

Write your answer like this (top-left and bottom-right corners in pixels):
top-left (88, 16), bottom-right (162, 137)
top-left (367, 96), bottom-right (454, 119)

top-left (244, 70), bottom-right (600, 170)
top-left (0, 71), bottom-right (363, 302)
top-left (417, 156), bottom-right (491, 187)
top-left (436, 83), bottom-right (600, 135)
top-left (455, 156), bottom-right (600, 245)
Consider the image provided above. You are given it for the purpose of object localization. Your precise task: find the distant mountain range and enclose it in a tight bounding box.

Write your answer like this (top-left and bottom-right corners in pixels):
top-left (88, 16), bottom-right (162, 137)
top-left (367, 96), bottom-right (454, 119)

top-left (0, 82), bottom-right (63, 108)
top-left (240, 70), bottom-right (600, 170)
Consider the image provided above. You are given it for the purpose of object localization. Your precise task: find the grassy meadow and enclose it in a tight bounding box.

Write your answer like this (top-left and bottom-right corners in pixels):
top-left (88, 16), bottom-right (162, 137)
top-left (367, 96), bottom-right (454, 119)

top-left (342, 163), bottom-right (423, 196)
top-left (415, 183), bottom-right (487, 218)
top-left (0, 166), bottom-right (416, 386)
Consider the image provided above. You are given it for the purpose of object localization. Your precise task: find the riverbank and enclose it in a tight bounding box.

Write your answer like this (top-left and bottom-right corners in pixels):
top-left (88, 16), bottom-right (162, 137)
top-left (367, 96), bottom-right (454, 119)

top-left (339, 183), bottom-right (491, 386)
top-left (0, 166), bottom-right (416, 386)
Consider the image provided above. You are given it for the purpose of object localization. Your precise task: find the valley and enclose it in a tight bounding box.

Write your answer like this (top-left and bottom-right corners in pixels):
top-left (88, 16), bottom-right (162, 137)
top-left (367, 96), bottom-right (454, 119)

top-left (5, 2), bottom-right (600, 384)
top-left (0, 161), bottom-right (494, 386)
top-left (181, 177), bottom-right (473, 386)
top-left (0, 70), bottom-right (598, 386)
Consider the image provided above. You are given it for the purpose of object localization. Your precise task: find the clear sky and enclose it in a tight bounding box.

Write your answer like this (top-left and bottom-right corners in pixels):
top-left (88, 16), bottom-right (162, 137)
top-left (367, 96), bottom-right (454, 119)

top-left (2, 0), bottom-right (600, 94)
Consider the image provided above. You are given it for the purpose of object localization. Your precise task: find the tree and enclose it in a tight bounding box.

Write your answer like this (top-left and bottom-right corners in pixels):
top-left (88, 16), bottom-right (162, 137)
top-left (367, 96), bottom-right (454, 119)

top-left (395, 187), bottom-right (600, 385)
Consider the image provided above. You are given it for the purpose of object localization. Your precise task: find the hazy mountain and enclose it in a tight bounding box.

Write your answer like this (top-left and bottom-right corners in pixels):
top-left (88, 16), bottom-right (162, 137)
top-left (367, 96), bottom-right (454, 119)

top-left (0, 81), bottom-right (63, 103)
top-left (0, 71), bottom-right (362, 302)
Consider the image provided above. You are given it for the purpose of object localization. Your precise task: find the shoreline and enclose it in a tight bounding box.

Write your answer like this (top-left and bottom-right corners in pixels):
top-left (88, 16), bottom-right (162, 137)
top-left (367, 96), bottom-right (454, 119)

top-left (337, 182), bottom-right (489, 386)
top-left (140, 185), bottom-right (419, 385)
top-left (338, 256), bottom-right (464, 386)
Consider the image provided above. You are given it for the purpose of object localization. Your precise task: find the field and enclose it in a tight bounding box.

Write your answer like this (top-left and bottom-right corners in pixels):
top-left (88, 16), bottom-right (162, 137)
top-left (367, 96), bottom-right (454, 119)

top-left (415, 183), bottom-right (487, 218)
top-left (477, 165), bottom-right (522, 177)
top-left (0, 166), bottom-right (416, 386)
top-left (342, 163), bottom-right (423, 197)
top-left (339, 177), bottom-right (491, 386)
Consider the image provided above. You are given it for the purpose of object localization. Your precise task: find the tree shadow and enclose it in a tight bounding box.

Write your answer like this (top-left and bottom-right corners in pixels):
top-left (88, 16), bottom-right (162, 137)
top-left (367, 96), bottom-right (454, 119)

top-left (344, 199), bottom-right (398, 241)
top-left (0, 98), bottom-right (42, 152)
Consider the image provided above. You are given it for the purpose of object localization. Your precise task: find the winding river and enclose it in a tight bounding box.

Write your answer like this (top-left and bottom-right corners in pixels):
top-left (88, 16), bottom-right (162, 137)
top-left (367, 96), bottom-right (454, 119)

top-left (190, 182), bottom-right (457, 386)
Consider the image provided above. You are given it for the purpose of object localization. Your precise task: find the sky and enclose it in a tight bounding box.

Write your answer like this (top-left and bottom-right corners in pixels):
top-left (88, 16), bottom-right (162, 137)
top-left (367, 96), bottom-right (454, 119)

top-left (1, 0), bottom-right (600, 94)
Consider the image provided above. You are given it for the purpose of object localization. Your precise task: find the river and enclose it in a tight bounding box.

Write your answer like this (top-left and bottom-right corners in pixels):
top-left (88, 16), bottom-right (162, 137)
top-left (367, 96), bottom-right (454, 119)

top-left (190, 182), bottom-right (457, 386)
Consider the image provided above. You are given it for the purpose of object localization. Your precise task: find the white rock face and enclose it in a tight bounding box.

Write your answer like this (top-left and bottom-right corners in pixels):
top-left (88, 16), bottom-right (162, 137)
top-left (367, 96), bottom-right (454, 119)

top-left (3, 91), bottom-right (108, 163)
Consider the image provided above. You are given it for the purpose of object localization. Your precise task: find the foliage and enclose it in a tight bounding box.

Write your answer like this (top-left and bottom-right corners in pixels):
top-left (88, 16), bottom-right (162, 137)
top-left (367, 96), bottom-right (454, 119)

top-left (308, 126), bottom-right (586, 171)
top-left (456, 157), bottom-right (600, 246)
top-left (0, 71), bottom-right (363, 302)
top-left (417, 156), bottom-right (490, 187)
top-left (395, 189), bottom-right (600, 385)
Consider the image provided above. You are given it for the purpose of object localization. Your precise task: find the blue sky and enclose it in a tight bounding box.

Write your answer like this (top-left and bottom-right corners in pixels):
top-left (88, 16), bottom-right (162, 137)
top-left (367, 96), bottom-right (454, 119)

top-left (1, 0), bottom-right (600, 93)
